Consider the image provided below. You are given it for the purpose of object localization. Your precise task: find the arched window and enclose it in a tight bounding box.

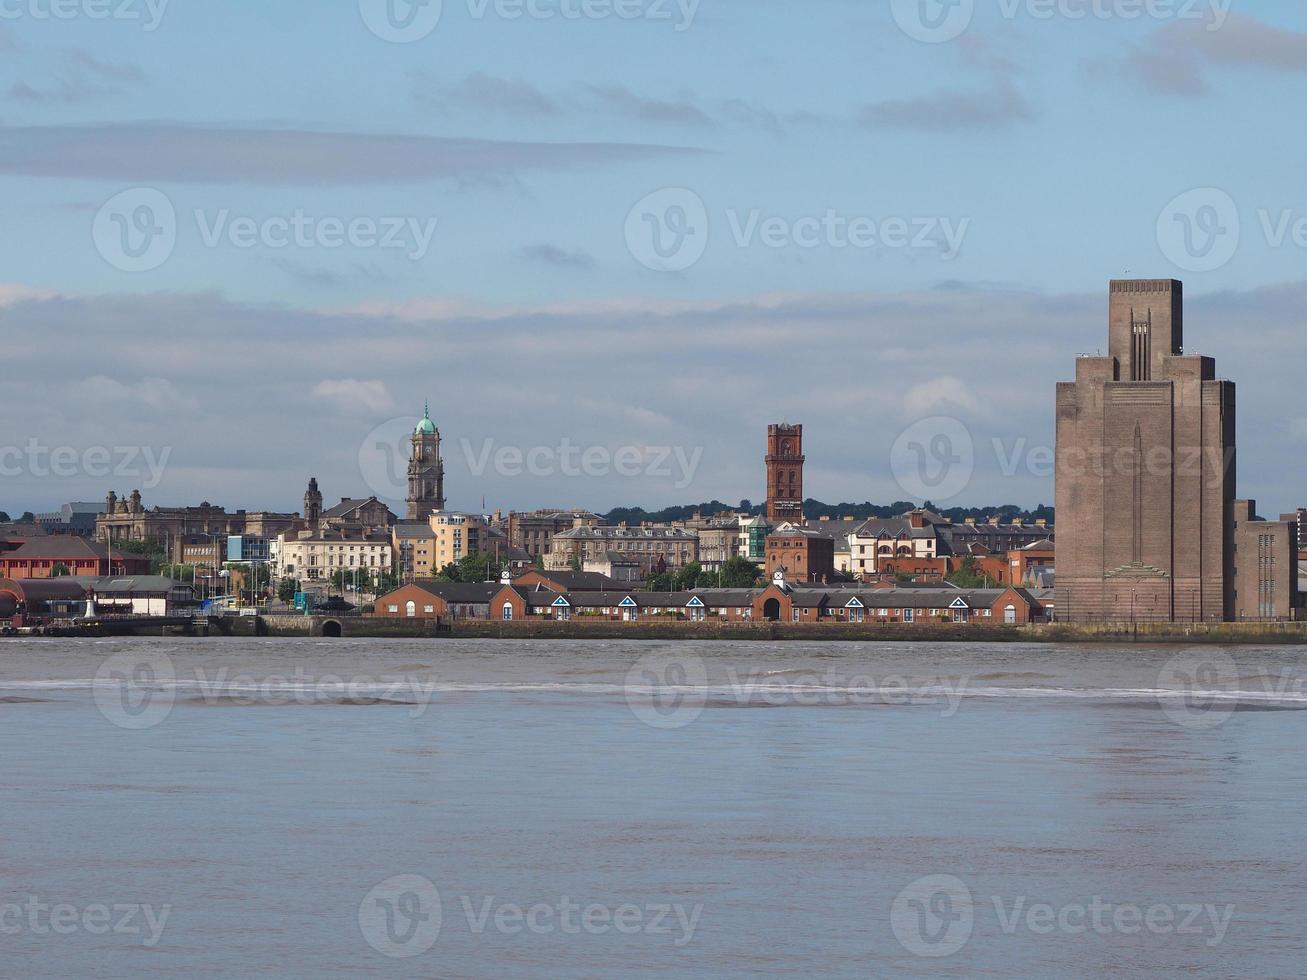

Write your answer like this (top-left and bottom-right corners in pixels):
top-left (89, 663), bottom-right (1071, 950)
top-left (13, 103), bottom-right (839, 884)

top-left (405, 600), bottom-right (416, 618)
top-left (1004, 604), bottom-right (1017, 624)
top-left (502, 602), bottom-right (514, 621)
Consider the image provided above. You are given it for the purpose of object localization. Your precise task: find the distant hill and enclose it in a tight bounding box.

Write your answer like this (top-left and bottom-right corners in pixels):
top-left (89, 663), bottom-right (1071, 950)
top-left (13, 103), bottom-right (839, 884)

top-left (601, 500), bottom-right (1055, 526)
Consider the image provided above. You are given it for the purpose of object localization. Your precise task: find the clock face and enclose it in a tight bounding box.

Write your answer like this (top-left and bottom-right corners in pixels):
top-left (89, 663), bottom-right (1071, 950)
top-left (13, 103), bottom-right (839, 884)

top-left (782, 441), bottom-right (792, 455)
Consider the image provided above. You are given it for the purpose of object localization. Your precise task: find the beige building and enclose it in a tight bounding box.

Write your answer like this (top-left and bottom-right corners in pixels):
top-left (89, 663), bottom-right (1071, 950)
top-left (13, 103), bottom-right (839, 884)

top-left (429, 512), bottom-right (489, 570)
top-left (695, 521), bottom-right (742, 571)
top-left (547, 525), bottom-right (698, 573)
top-left (97, 491), bottom-right (297, 564)
top-left (505, 509), bottom-right (602, 558)
top-left (276, 528), bottom-right (393, 583)
top-left (393, 522), bottom-right (437, 580)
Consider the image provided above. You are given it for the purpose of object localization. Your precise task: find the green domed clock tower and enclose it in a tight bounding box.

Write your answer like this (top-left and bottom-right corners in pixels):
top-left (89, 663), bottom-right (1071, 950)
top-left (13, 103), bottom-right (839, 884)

top-left (407, 401), bottom-right (446, 520)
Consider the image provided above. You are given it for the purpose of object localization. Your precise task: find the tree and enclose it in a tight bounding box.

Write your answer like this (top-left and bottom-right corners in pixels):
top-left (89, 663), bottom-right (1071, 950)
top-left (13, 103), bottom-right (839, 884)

top-left (534, 553), bottom-right (545, 571)
top-left (645, 570), bottom-right (676, 592)
top-left (674, 561), bottom-right (704, 591)
top-left (718, 556), bottom-right (763, 588)
top-left (50, 562), bottom-right (71, 578)
top-left (946, 556), bottom-right (997, 589)
top-left (436, 552), bottom-right (501, 584)
top-left (567, 555), bottom-right (582, 572)
top-left (277, 578), bottom-right (299, 604)
top-left (19, 511), bottom-right (34, 523)
top-left (0, 511), bottom-right (10, 522)
top-left (331, 567), bottom-right (373, 593)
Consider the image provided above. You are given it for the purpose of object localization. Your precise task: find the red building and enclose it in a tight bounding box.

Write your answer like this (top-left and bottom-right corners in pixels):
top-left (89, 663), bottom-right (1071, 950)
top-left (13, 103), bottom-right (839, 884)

top-left (0, 536), bottom-right (150, 579)
top-left (765, 527), bottom-right (835, 584)
top-left (765, 423), bottom-right (805, 523)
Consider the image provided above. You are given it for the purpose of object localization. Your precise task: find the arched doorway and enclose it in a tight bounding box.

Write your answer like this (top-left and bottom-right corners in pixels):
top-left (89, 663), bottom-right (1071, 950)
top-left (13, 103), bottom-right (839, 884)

top-left (763, 598), bottom-right (781, 622)
top-left (322, 620), bottom-right (343, 638)
top-left (1003, 604), bottom-right (1017, 625)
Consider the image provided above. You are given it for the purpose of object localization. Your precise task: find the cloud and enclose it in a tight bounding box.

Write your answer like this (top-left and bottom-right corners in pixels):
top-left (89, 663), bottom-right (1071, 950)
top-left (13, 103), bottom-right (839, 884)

top-left (70, 376), bottom-right (198, 413)
top-left (858, 81), bottom-right (1034, 131)
top-left (412, 71), bottom-right (559, 117)
top-left (859, 37), bottom-right (1034, 132)
top-left (1093, 12), bottom-right (1307, 97)
top-left (4, 280), bottom-right (1305, 516)
top-left (9, 48), bottom-right (146, 104)
top-left (583, 84), bottom-right (714, 126)
top-left (904, 377), bottom-right (981, 417)
top-left (312, 379), bottom-right (398, 414)
top-left (0, 123), bottom-right (700, 185)
top-left (517, 244), bottom-right (595, 269)
top-left (409, 72), bottom-right (821, 134)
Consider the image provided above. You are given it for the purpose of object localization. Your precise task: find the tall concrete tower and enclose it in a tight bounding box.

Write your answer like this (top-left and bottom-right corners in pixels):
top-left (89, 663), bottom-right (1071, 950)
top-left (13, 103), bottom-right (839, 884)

top-left (1055, 280), bottom-right (1235, 623)
top-left (766, 423), bottom-right (805, 524)
top-left (406, 402), bottom-right (446, 521)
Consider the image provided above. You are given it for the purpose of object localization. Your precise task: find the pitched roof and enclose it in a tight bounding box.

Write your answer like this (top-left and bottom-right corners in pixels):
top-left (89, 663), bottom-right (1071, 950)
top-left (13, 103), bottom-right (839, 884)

top-left (7, 537), bottom-right (109, 560)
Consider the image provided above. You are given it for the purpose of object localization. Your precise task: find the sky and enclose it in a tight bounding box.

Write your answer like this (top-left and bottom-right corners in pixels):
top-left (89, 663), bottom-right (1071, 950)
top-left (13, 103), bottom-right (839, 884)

top-left (3, 0), bottom-right (1307, 518)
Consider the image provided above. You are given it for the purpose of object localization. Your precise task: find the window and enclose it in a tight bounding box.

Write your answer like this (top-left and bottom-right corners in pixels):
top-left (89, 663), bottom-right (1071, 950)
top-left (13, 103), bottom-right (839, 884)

top-left (502, 602), bottom-right (514, 621)
top-left (387, 604), bottom-right (398, 613)
top-left (405, 601), bottom-right (416, 618)
top-left (423, 605), bottom-right (434, 614)
top-left (904, 609), bottom-right (914, 622)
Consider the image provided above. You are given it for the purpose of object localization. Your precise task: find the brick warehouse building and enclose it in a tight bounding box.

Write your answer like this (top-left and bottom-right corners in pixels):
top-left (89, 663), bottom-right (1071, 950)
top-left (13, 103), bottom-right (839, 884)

top-left (1056, 280), bottom-right (1236, 623)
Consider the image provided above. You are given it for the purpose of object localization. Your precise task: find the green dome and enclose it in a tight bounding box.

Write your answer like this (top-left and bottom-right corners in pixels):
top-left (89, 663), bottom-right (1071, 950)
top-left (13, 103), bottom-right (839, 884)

top-left (415, 401), bottom-right (436, 435)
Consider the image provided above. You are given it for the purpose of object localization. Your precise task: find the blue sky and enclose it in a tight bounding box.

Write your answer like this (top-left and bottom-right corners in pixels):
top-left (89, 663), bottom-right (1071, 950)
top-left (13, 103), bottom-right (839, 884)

top-left (3, 0), bottom-right (1307, 516)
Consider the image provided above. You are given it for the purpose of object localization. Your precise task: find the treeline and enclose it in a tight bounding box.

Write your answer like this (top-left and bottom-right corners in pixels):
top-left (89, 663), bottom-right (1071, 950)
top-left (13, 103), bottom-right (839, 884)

top-left (602, 500), bottom-right (1055, 525)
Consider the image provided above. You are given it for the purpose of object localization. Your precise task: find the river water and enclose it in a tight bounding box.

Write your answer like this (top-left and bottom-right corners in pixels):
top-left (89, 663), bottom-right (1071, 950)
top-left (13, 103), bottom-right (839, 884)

top-left (3, 638), bottom-right (1306, 977)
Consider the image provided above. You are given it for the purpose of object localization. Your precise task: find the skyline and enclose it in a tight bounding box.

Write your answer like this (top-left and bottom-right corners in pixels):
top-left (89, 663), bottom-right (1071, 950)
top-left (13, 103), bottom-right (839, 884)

top-left (4, 2), bottom-right (1307, 514)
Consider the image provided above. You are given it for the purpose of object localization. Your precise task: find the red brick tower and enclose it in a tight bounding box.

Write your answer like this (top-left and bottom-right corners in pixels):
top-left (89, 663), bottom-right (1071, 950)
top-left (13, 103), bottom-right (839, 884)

top-left (766, 423), bottom-right (805, 524)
